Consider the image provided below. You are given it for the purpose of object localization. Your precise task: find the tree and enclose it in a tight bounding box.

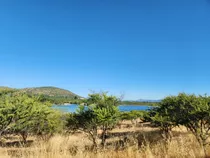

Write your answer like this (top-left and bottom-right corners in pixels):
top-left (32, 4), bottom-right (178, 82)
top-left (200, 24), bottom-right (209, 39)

top-left (67, 106), bottom-right (99, 148)
top-left (171, 93), bottom-right (210, 156)
top-left (0, 96), bottom-right (15, 137)
top-left (145, 97), bottom-right (177, 140)
top-left (0, 88), bottom-right (16, 97)
top-left (147, 93), bottom-right (210, 156)
top-left (93, 103), bottom-right (120, 147)
top-left (120, 111), bottom-right (147, 127)
top-left (0, 94), bottom-right (63, 142)
top-left (67, 92), bottom-right (120, 148)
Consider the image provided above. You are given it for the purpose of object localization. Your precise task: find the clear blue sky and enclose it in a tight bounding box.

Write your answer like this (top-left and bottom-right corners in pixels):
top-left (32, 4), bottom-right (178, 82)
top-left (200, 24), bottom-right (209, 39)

top-left (1, 0), bottom-right (210, 100)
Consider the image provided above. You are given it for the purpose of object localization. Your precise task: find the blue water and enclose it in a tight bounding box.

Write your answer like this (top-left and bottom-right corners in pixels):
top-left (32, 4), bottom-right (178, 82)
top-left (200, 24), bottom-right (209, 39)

top-left (52, 104), bottom-right (151, 113)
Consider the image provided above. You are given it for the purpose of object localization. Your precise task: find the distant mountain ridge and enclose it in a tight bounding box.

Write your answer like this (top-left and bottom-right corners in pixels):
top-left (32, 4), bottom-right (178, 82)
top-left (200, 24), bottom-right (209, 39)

top-left (137, 99), bottom-right (162, 102)
top-left (123, 99), bottom-right (161, 102)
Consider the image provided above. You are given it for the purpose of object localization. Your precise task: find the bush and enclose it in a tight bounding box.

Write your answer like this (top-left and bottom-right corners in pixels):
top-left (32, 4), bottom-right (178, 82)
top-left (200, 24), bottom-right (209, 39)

top-left (67, 92), bottom-right (120, 148)
top-left (120, 111), bottom-right (147, 121)
top-left (0, 94), bottom-right (63, 142)
top-left (147, 93), bottom-right (210, 156)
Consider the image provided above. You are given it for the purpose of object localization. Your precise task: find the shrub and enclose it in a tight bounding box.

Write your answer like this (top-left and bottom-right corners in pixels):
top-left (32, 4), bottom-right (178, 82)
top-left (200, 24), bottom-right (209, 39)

top-left (67, 92), bottom-right (120, 148)
top-left (147, 93), bottom-right (210, 156)
top-left (0, 94), bottom-right (63, 142)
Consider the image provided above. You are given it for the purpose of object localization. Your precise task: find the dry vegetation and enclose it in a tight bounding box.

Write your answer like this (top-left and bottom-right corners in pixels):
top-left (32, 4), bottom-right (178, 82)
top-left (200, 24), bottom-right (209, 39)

top-left (0, 121), bottom-right (209, 158)
top-left (1, 93), bottom-right (210, 158)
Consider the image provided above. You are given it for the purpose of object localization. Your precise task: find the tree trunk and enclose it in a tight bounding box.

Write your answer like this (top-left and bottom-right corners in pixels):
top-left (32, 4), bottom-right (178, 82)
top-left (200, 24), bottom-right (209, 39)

top-left (92, 136), bottom-right (97, 149)
top-left (195, 135), bottom-right (208, 158)
top-left (101, 128), bottom-right (107, 147)
top-left (200, 143), bottom-right (208, 158)
top-left (90, 129), bottom-right (98, 151)
top-left (21, 132), bottom-right (28, 143)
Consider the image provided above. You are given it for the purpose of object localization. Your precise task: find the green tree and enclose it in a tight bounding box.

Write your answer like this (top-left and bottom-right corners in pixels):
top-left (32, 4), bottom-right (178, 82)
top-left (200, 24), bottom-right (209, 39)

top-left (120, 111), bottom-right (147, 127)
top-left (171, 93), bottom-right (210, 156)
top-left (0, 96), bottom-right (15, 137)
top-left (147, 93), bottom-right (210, 156)
top-left (67, 92), bottom-right (120, 148)
top-left (67, 106), bottom-right (99, 148)
top-left (93, 103), bottom-right (120, 147)
top-left (145, 97), bottom-right (177, 140)
top-left (0, 88), bottom-right (16, 97)
top-left (0, 94), bottom-right (63, 142)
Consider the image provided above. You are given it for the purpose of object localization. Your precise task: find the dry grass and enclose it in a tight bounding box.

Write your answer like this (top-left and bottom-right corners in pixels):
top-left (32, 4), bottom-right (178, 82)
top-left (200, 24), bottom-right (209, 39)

top-left (0, 124), bottom-right (209, 158)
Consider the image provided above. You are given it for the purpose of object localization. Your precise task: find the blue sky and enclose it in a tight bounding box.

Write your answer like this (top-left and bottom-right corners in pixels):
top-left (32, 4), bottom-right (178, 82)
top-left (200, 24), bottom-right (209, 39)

top-left (0, 0), bottom-right (210, 100)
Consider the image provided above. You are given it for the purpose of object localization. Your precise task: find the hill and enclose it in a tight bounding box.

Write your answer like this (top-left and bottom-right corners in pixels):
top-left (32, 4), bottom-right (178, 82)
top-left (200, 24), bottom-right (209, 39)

top-left (0, 86), bottom-right (15, 91)
top-left (0, 86), bottom-right (82, 104)
top-left (0, 86), bottom-right (17, 94)
top-left (19, 87), bottom-right (82, 104)
top-left (20, 86), bottom-right (80, 99)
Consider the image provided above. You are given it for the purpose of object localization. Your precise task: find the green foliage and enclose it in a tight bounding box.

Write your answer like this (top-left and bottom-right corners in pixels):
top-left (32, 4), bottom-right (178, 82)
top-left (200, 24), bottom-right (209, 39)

top-left (0, 86), bottom-right (82, 105)
top-left (67, 92), bottom-right (120, 148)
top-left (167, 94), bottom-right (210, 149)
top-left (93, 105), bottom-right (120, 127)
top-left (120, 110), bottom-right (147, 121)
top-left (147, 93), bottom-right (210, 155)
top-left (20, 87), bottom-right (81, 105)
top-left (120, 110), bottom-right (148, 128)
top-left (67, 105), bottom-right (98, 147)
top-left (121, 101), bottom-right (158, 106)
top-left (40, 95), bottom-right (83, 105)
top-left (0, 94), bottom-right (63, 142)
top-left (87, 92), bottom-right (120, 107)
top-left (20, 87), bottom-right (79, 98)
top-left (0, 87), bottom-right (16, 97)
top-left (145, 97), bottom-right (177, 139)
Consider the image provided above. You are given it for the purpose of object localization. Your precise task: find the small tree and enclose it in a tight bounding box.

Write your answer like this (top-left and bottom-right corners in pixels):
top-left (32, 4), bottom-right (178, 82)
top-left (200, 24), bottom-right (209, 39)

top-left (145, 97), bottom-right (177, 140)
top-left (120, 111), bottom-right (146, 127)
top-left (67, 92), bottom-right (120, 148)
top-left (147, 109), bottom-right (174, 140)
top-left (93, 104), bottom-right (120, 147)
top-left (67, 106), bottom-right (99, 148)
top-left (171, 93), bottom-right (210, 156)
top-left (147, 93), bottom-right (210, 156)
top-left (0, 94), bottom-right (63, 142)
top-left (0, 96), bottom-right (15, 137)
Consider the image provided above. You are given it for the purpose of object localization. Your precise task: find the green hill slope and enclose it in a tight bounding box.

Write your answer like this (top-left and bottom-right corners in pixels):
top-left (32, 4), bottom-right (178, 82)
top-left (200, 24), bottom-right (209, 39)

top-left (20, 86), bottom-right (80, 98)
top-left (0, 86), bottom-right (82, 104)
top-left (0, 86), bottom-right (17, 95)
top-left (0, 86), bottom-right (14, 91)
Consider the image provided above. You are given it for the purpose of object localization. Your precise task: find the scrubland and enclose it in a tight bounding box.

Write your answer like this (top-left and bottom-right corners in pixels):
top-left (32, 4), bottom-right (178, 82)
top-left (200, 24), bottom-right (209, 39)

top-left (0, 121), bottom-right (208, 158)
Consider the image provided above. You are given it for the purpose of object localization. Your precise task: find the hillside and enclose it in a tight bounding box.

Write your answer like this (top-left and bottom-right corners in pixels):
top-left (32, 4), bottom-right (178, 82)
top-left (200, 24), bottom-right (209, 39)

top-left (20, 86), bottom-right (80, 99)
top-left (0, 86), bottom-right (17, 94)
top-left (0, 86), bottom-right (15, 91)
top-left (0, 86), bottom-right (82, 104)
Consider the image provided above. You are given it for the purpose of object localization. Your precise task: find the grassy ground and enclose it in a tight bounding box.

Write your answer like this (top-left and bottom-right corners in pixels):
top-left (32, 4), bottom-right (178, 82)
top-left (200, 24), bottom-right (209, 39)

top-left (0, 120), bottom-right (208, 158)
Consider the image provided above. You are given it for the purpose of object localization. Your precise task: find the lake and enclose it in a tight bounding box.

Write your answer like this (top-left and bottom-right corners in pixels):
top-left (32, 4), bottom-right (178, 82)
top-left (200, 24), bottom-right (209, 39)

top-left (52, 104), bottom-right (151, 113)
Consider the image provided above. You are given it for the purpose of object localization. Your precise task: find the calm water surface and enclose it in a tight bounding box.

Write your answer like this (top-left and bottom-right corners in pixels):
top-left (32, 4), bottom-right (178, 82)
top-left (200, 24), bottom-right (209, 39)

top-left (52, 104), bottom-right (151, 113)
